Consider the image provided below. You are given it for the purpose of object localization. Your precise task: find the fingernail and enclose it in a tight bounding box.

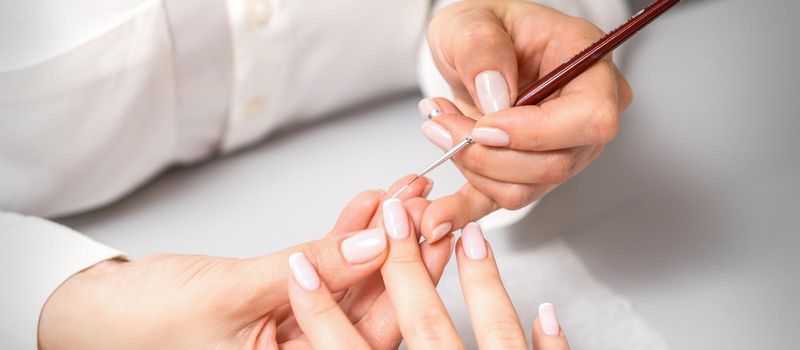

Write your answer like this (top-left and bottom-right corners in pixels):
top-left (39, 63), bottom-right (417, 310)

top-left (421, 120), bottom-right (453, 151)
top-left (422, 178), bottom-right (434, 198)
top-left (461, 222), bottom-right (487, 260)
top-left (475, 70), bottom-right (511, 114)
top-left (538, 302), bottom-right (561, 336)
top-left (431, 222), bottom-right (453, 241)
top-left (471, 127), bottom-right (510, 147)
top-left (382, 199), bottom-right (409, 240)
top-left (418, 98), bottom-right (442, 120)
top-left (341, 228), bottom-right (387, 264)
top-left (288, 252), bottom-right (320, 291)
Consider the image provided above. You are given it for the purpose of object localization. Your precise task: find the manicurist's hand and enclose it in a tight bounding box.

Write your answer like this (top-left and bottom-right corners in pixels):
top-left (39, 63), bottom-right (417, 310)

top-left (38, 175), bottom-right (449, 349)
top-left (290, 213), bottom-right (571, 349)
top-left (418, 0), bottom-right (633, 241)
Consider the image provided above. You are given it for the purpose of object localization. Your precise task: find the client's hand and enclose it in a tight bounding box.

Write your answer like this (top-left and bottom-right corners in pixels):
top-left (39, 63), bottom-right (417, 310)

top-left (419, 0), bottom-right (632, 241)
top-left (288, 204), bottom-right (570, 349)
top-left (38, 175), bottom-right (447, 349)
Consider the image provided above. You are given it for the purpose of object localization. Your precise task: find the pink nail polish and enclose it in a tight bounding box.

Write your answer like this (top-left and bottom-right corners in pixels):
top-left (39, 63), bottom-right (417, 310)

top-left (431, 222), bottom-right (453, 241)
top-left (418, 98), bottom-right (442, 120)
top-left (461, 222), bottom-right (487, 260)
top-left (471, 127), bottom-right (510, 147)
top-left (421, 121), bottom-right (453, 151)
top-left (538, 303), bottom-right (561, 336)
top-left (382, 199), bottom-right (409, 240)
top-left (341, 228), bottom-right (387, 264)
top-left (475, 70), bottom-right (511, 114)
top-left (288, 252), bottom-right (320, 291)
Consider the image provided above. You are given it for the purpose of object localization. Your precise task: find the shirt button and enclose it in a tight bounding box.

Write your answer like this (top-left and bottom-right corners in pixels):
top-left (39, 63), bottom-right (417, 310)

top-left (243, 97), bottom-right (266, 118)
top-left (246, 0), bottom-right (273, 27)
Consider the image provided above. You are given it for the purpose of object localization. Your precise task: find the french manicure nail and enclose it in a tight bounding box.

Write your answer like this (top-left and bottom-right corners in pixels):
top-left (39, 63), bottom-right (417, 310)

top-left (538, 302), bottom-right (561, 336)
top-left (418, 98), bottom-right (442, 120)
top-left (421, 120), bottom-right (453, 151)
top-left (471, 127), bottom-right (510, 147)
top-left (461, 222), bottom-right (487, 260)
top-left (475, 70), bottom-right (511, 114)
top-left (341, 228), bottom-right (387, 264)
top-left (383, 199), bottom-right (409, 240)
top-left (288, 252), bottom-right (320, 291)
top-left (431, 222), bottom-right (453, 241)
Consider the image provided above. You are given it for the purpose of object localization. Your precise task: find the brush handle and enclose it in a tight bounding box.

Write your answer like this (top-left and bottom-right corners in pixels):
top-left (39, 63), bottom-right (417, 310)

top-left (515, 0), bottom-right (680, 107)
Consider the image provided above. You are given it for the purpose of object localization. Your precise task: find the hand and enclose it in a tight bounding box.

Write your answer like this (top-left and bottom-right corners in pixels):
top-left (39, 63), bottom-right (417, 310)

top-left (418, 0), bottom-right (633, 241)
top-left (288, 207), bottom-right (570, 349)
top-left (38, 175), bottom-right (447, 349)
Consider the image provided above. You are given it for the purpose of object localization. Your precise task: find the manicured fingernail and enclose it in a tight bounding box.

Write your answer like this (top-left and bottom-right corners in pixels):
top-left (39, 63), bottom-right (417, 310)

top-left (475, 70), bottom-right (511, 114)
top-left (383, 199), bottom-right (409, 240)
top-left (538, 302), bottom-right (561, 336)
top-left (422, 178), bottom-right (434, 198)
top-left (421, 120), bottom-right (453, 151)
top-left (471, 127), bottom-right (510, 147)
top-left (341, 228), bottom-right (387, 264)
top-left (288, 252), bottom-right (320, 291)
top-left (418, 98), bottom-right (441, 120)
top-left (431, 222), bottom-right (453, 241)
top-left (461, 222), bottom-right (487, 260)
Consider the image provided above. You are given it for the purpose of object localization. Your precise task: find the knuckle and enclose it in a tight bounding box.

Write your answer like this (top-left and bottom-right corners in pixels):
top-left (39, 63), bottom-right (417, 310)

top-left (542, 154), bottom-right (575, 185)
top-left (591, 100), bottom-right (620, 144)
top-left (463, 146), bottom-right (487, 171)
top-left (494, 185), bottom-right (531, 210)
top-left (484, 320), bottom-right (526, 348)
top-left (309, 298), bottom-right (343, 318)
top-left (388, 250), bottom-right (423, 267)
top-left (464, 269), bottom-right (501, 286)
top-left (359, 312), bottom-right (398, 346)
top-left (572, 18), bottom-right (605, 39)
top-left (459, 21), bottom-right (507, 51)
top-left (408, 309), bottom-right (451, 342)
top-left (301, 243), bottom-right (338, 275)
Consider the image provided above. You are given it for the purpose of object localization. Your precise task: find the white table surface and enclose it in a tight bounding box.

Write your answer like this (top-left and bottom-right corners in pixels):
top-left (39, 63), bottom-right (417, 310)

top-left (62, 0), bottom-right (800, 348)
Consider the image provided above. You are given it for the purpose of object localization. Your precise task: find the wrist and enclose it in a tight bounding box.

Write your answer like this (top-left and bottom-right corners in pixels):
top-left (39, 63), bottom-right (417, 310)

top-left (38, 258), bottom-right (128, 349)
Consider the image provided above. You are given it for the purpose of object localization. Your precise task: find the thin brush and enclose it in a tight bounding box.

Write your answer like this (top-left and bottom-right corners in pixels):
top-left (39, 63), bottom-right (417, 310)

top-left (391, 136), bottom-right (473, 198)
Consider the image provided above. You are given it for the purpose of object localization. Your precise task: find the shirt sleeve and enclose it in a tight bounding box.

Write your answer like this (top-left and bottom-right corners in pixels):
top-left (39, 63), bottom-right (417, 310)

top-left (0, 211), bottom-right (124, 349)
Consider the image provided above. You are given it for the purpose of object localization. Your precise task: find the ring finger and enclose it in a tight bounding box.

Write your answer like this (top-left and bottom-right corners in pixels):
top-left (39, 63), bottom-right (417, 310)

top-left (456, 222), bottom-right (527, 349)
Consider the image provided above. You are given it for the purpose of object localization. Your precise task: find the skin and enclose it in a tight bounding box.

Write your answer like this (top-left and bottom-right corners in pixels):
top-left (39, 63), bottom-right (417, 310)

top-left (38, 175), bottom-right (449, 349)
top-left (288, 204), bottom-right (572, 350)
top-left (37, 1), bottom-right (627, 347)
top-left (420, 0), bottom-right (633, 241)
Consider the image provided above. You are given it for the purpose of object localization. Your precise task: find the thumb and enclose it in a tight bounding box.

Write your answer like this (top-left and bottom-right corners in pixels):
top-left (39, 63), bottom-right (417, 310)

top-left (447, 13), bottom-right (518, 114)
top-left (232, 227), bottom-right (389, 312)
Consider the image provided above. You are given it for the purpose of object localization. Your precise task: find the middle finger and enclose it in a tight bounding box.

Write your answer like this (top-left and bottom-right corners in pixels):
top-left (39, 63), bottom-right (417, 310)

top-left (380, 198), bottom-right (463, 349)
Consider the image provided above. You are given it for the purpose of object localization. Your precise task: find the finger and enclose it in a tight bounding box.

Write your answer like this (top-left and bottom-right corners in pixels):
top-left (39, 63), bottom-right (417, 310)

top-left (287, 252), bottom-right (370, 350)
top-left (353, 233), bottom-right (455, 349)
top-left (474, 63), bottom-right (623, 151)
top-left (404, 197), bottom-right (431, 238)
top-left (421, 182), bottom-right (497, 242)
top-left (329, 190), bottom-right (384, 237)
top-left (379, 198), bottom-right (462, 348)
top-left (419, 99), bottom-right (586, 186)
top-left (368, 174), bottom-right (433, 228)
top-left (532, 303), bottom-right (570, 350)
top-left (427, 6), bottom-right (519, 115)
top-left (456, 223), bottom-right (527, 349)
top-left (234, 226), bottom-right (389, 312)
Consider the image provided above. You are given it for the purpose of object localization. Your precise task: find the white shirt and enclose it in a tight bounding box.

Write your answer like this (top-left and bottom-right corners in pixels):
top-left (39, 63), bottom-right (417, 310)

top-left (0, 0), bottom-right (627, 347)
